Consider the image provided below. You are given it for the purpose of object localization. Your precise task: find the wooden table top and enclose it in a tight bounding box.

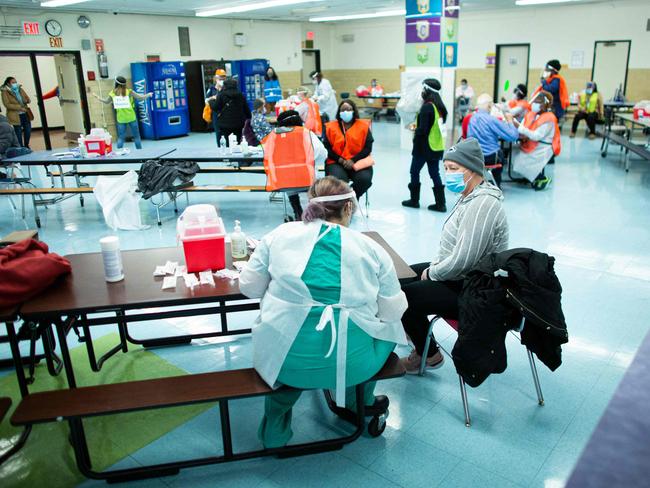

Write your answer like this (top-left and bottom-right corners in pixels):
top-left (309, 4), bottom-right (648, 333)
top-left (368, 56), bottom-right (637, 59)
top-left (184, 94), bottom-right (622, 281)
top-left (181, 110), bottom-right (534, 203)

top-left (20, 232), bottom-right (415, 318)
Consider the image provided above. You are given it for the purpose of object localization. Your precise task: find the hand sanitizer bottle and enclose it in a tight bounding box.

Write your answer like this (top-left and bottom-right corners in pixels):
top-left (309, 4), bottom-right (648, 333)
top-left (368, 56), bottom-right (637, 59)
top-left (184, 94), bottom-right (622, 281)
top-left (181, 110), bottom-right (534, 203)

top-left (231, 220), bottom-right (247, 259)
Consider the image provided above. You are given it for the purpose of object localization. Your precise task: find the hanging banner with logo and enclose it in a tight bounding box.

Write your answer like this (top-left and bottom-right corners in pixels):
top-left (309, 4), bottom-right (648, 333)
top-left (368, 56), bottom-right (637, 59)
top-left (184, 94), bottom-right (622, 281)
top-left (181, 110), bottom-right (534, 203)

top-left (405, 0), bottom-right (458, 68)
top-left (406, 0), bottom-right (442, 17)
top-left (405, 16), bottom-right (440, 43)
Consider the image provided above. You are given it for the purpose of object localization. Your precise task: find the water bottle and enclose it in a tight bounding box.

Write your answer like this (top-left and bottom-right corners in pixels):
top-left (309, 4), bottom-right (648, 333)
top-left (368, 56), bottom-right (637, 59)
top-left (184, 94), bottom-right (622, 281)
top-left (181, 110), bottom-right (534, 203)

top-left (100, 236), bottom-right (124, 282)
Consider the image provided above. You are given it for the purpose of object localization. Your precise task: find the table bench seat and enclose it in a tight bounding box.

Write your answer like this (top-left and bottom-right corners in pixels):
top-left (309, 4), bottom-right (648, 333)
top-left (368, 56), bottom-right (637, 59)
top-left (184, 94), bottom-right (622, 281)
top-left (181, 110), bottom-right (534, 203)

top-left (11, 353), bottom-right (403, 426)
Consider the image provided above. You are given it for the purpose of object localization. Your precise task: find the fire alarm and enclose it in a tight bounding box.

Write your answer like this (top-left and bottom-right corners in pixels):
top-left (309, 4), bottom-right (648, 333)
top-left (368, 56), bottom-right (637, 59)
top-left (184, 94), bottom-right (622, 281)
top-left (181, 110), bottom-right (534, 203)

top-left (233, 33), bottom-right (247, 47)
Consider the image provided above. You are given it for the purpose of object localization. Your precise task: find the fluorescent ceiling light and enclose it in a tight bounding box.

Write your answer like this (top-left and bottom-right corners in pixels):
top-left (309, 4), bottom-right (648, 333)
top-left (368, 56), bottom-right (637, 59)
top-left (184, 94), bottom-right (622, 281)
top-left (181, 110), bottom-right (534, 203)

top-left (41, 0), bottom-right (90, 6)
top-left (516, 0), bottom-right (580, 5)
top-left (310, 9), bottom-right (406, 22)
top-left (197, 0), bottom-right (324, 17)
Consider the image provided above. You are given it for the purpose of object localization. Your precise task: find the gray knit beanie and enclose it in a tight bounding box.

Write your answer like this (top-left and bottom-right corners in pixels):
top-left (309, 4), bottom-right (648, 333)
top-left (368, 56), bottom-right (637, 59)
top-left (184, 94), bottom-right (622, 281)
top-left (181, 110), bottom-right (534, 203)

top-left (443, 138), bottom-right (485, 175)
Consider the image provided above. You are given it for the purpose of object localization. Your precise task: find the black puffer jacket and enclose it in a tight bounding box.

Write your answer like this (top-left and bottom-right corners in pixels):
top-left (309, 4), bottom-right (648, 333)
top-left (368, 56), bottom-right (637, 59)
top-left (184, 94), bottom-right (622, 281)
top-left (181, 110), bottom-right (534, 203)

top-left (210, 86), bottom-right (251, 130)
top-left (452, 248), bottom-right (568, 387)
top-left (137, 160), bottom-right (199, 199)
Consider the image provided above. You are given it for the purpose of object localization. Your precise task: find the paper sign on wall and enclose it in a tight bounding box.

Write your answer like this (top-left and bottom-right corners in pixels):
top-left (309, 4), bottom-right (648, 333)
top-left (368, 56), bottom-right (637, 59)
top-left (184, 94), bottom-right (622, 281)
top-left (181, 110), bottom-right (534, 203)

top-left (49, 37), bottom-right (63, 48)
top-left (485, 52), bottom-right (496, 68)
top-left (570, 50), bottom-right (585, 68)
top-left (405, 16), bottom-right (441, 43)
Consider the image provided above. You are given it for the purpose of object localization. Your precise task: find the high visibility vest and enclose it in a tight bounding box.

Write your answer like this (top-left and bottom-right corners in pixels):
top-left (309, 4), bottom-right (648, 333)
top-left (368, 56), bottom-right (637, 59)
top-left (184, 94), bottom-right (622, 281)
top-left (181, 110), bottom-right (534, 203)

top-left (532, 74), bottom-right (569, 110)
top-left (414, 102), bottom-right (444, 151)
top-left (303, 99), bottom-right (322, 136)
top-left (579, 92), bottom-right (599, 113)
top-left (520, 111), bottom-right (561, 157)
top-left (109, 89), bottom-right (137, 124)
top-left (508, 99), bottom-right (531, 112)
top-left (325, 119), bottom-right (371, 163)
top-left (262, 126), bottom-right (316, 192)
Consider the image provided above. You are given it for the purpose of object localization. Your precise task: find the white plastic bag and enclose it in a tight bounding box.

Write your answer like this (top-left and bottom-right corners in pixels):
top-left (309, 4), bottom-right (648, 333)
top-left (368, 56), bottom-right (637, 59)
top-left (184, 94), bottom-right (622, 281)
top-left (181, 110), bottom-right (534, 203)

top-left (396, 78), bottom-right (425, 128)
top-left (93, 170), bottom-right (147, 230)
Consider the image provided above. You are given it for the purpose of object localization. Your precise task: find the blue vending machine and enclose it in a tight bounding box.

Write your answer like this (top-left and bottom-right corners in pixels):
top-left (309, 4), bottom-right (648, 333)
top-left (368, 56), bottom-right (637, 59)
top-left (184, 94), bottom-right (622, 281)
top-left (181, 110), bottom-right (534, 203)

top-left (228, 59), bottom-right (269, 109)
top-left (130, 61), bottom-right (190, 139)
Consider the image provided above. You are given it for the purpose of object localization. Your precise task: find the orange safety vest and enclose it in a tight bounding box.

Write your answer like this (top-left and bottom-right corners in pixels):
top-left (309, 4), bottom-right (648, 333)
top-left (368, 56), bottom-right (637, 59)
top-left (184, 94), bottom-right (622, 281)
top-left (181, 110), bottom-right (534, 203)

top-left (303, 99), bottom-right (323, 136)
top-left (532, 74), bottom-right (569, 110)
top-left (520, 111), bottom-right (561, 156)
top-left (262, 126), bottom-right (315, 192)
top-left (325, 119), bottom-right (371, 164)
top-left (508, 98), bottom-right (531, 112)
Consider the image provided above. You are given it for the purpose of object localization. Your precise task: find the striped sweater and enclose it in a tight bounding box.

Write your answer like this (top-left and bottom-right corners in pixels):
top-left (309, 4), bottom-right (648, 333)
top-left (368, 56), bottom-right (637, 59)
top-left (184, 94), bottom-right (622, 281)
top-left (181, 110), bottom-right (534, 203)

top-left (428, 182), bottom-right (509, 281)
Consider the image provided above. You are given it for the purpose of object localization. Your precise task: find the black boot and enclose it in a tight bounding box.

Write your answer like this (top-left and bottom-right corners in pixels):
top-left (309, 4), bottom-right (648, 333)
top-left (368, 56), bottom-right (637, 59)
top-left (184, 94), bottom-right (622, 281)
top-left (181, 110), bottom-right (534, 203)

top-left (401, 183), bottom-right (421, 208)
top-left (428, 186), bottom-right (447, 212)
top-left (288, 194), bottom-right (303, 221)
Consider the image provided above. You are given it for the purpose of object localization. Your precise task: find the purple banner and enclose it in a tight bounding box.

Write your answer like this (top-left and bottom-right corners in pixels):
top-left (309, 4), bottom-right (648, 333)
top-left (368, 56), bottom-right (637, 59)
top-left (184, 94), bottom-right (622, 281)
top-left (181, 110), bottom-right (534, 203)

top-left (444, 0), bottom-right (459, 18)
top-left (405, 16), bottom-right (441, 44)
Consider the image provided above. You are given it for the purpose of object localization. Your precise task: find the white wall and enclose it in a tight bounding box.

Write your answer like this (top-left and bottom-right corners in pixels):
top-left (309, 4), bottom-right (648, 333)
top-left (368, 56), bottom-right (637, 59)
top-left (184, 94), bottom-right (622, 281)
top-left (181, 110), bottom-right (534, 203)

top-left (302, 0), bottom-right (650, 70)
top-left (458, 0), bottom-right (650, 68)
top-left (1, 55), bottom-right (64, 128)
top-left (0, 10), bottom-right (305, 79)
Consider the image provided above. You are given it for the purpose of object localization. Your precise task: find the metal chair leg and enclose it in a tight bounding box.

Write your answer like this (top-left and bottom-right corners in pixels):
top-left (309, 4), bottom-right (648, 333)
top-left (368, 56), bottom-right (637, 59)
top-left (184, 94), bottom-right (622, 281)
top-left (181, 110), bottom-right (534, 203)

top-left (527, 348), bottom-right (545, 406)
top-left (459, 375), bottom-right (471, 427)
top-left (419, 316), bottom-right (438, 376)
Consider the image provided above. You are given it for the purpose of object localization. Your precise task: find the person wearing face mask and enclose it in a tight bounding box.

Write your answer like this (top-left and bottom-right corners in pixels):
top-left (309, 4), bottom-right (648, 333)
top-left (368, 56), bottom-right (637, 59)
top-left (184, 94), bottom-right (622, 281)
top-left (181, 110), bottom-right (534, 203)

top-left (370, 79), bottom-right (384, 97)
top-left (532, 59), bottom-right (569, 121)
top-left (467, 93), bottom-right (519, 187)
top-left (507, 84), bottom-right (531, 121)
top-left (310, 71), bottom-right (338, 122)
top-left (402, 78), bottom-right (448, 211)
top-left (205, 69), bottom-right (227, 142)
top-left (263, 67), bottom-right (282, 111)
top-left (294, 86), bottom-right (322, 137)
top-left (323, 100), bottom-right (374, 200)
top-left (399, 138), bottom-right (509, 373)
top-left (240, 176), bottom-right (408, 448)
top-left (249, 98), bottom-right (272, 144)
top-left (455, 78), bottom-right (474, 123)
top-left (263, 109), bottom-right (327, 221)
top-left (513, 91), bottom-right (561, 191)
top-left (570, 81), bottom-right (602, 139)
top-left (1, 77), bottom-right (32, 148)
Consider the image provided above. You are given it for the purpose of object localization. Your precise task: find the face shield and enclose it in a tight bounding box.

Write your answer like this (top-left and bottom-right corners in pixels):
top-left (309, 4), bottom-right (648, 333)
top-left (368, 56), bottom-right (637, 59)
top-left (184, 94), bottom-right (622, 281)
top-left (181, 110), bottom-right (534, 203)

top-left (306, 190), bottom-right (368, 232)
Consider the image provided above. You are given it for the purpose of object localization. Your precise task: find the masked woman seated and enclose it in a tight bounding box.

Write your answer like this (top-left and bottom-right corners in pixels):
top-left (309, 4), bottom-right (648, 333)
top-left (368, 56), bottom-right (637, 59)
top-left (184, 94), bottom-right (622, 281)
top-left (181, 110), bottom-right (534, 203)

top-left (240, 176), bottom-right (408, 448)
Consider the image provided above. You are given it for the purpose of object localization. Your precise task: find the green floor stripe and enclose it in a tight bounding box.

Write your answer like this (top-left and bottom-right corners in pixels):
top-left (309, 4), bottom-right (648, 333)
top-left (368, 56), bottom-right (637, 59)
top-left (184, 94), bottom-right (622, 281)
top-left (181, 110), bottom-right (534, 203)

top-left (0, 333), bottom-right (213, 487)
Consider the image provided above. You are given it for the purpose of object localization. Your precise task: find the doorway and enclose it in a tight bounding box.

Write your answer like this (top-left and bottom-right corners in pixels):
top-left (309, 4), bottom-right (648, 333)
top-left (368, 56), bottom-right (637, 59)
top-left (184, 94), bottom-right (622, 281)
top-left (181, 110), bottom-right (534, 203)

top-left (0, 50), bottom-right (90, 150)
top-left (592, 40), bottom-right (631, 101)
top-left (301, 50), bottom-right (321, 85)
top-left (494, 44), bottom-right (530, 102)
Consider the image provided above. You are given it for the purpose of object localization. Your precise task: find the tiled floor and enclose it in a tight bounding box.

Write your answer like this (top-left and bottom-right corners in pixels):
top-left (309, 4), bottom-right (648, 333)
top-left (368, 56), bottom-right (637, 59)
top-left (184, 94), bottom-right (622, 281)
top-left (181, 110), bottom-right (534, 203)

top-left (2, 121), bottom-right (650, 487)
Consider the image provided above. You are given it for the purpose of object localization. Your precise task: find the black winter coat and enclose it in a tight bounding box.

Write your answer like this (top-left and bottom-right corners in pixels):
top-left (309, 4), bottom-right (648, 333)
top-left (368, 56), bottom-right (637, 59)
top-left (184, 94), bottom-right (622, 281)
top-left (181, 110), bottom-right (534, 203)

top-left (210, 88), bottom-right (251, 130)
top-left (137, 160), bottom-right (199, 199)
top-left (452, 248), bottom-right (568, 387)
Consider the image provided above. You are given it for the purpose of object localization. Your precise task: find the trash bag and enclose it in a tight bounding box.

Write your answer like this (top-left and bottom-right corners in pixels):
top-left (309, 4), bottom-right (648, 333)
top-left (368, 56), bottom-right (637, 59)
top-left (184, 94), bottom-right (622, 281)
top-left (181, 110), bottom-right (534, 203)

top-left (396, 77), bottom-right (425, 128)
top-left (94, 170), bottom-right (148, 230)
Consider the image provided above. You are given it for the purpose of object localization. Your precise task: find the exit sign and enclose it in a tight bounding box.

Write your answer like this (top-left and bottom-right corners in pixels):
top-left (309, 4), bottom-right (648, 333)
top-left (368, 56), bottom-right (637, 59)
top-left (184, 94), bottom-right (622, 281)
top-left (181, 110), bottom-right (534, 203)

top-left (22, 22), bottom-right (40, 36)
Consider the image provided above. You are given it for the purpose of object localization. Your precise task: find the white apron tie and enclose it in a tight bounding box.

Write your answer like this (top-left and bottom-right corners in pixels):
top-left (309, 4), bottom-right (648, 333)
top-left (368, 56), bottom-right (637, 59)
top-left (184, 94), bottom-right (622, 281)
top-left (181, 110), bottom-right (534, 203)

top-left (315, 304), bottom-right (350, 407)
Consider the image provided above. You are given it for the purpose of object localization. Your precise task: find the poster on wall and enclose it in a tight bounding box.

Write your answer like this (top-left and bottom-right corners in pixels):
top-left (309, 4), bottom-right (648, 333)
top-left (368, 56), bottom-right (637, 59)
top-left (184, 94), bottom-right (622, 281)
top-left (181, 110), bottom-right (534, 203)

top-left (405, 16), bottom-right (441, 43)
top-left (442, 17), bottom-right (458, 42)
top-left (405, 43), bottom-right (441, 67)
top-left (444, 0), bottom-right (460, 18)
top-left (442, 43), bottom-right (457, 67)
top-left (485, 52), bottom-right (496, 68)
top-left (406, 0), bottom-right (442, 18)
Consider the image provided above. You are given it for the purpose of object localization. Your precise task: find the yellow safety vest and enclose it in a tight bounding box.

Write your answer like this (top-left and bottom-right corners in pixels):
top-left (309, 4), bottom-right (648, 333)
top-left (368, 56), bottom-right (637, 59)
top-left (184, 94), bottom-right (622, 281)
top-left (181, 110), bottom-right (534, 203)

top-left (579, 92), bottom-right (599, 114)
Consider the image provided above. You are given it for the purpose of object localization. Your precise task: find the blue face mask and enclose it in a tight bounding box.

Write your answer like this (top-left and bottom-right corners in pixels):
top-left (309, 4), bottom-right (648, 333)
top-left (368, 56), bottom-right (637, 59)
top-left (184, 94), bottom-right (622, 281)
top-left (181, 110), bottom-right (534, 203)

top-left (10, 83), bottom-right (18, 90)
top-left (340, 111), bottom-right (353, 123)
top-left (586, 89), bottom-right (593, 95)
top-left (445, 172), bottom-right (467, 193)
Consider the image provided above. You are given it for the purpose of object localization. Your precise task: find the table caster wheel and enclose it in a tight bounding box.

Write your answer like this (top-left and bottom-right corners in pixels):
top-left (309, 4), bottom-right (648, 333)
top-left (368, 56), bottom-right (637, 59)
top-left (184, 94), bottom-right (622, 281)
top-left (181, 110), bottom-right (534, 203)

top-left (368, 414), bottom-right (387, 437)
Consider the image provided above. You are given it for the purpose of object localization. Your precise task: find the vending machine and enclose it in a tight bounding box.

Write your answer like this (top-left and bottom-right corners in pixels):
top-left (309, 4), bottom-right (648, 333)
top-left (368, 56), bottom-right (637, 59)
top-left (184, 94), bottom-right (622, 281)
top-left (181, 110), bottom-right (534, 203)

top-left (229, 59), bottom-right (269, 109)
top-left (185, 59), bottom-right (229, 132)
top-left (130, 61), bottom-right (190, 139)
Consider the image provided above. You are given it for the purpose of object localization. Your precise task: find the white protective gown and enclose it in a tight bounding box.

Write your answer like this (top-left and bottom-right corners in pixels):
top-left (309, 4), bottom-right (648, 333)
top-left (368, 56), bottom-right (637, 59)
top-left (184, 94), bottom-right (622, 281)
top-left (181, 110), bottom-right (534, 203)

top-left (313, 78), bottom-right (338, 121)
top-left (239, 221), bottom-right (408, 404)
top-left (513, 119), bottom-right (556, 182)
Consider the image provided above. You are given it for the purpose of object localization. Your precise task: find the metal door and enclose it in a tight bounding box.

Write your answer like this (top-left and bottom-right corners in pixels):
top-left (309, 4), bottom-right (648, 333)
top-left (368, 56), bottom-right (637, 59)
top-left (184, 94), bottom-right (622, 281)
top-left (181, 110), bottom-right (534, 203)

top-left (302, 50), bottom-right (320, 85)
top-left (494, 44), bottom-right (530, 102)
top-left (592, 40), bottom-right (630, 101)
top-left (54, 53), bottom-right (85, 139)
